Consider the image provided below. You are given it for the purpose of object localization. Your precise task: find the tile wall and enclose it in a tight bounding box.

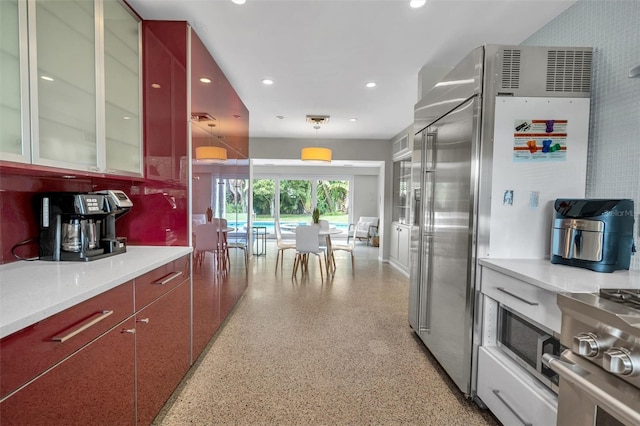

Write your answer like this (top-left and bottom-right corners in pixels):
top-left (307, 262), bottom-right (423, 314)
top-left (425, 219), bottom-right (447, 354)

top-left (523, 0), bottom-right (640, 271)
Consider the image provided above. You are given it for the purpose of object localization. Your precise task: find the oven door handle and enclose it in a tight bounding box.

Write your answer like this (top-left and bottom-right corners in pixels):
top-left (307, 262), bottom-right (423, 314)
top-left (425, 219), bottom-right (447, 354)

top-left (542, 354), bottom-right (640, 426)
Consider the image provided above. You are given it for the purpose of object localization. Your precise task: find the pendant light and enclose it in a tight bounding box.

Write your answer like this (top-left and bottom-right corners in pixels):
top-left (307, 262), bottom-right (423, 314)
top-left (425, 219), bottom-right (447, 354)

top-left (196, 123), bottom-right (227, 163)
top-left (301, 122), bottom-right (332, 163)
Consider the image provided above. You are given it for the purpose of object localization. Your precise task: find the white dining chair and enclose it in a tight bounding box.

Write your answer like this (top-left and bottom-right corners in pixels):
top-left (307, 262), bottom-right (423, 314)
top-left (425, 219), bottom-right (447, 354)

top-left (292, 225), bottom-right (326, 280)
top-left (275, 220), bottom-right (296, 274)
top-left (330, 224), bottom-right (357, 275)
top-left (193, 223), bottom-right (222, 270)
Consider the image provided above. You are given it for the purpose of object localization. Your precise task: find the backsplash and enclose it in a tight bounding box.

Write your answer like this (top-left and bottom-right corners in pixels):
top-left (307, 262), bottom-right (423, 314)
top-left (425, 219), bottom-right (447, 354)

top-left (0, 167), bottom-right (188, 264)
top-left (522, 0), bottom-right (640, 271)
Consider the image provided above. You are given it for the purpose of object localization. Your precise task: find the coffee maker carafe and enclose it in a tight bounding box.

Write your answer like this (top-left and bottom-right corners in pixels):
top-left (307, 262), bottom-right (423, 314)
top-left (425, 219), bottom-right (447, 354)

top-left (38, 190), bottom-right (132, 261)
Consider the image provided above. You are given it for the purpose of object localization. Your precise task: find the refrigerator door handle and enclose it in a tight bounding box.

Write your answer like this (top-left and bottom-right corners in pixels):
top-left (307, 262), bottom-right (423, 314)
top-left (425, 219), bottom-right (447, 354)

top-left (419, 234), bottom-right (434, 332)
top-left (424, 132), bottom-right (437, 172)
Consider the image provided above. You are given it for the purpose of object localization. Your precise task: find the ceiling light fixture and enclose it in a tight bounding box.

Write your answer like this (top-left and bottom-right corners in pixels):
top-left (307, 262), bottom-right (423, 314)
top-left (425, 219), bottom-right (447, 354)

top-left (366, 82), bottom-right (376, 88)
top-left (232, 0), bottom-right (246, 4)
top-left (196, 123), bottom-right (227, 163)
top-left (276, 115), bottom-right (285, 120)
top-left (262, 78), bottom-right (274, 85)
top-left (409, 0), bottom-right (426, 8)
top-left (302, 117), bottom-right (332, 163)
top-left (349, 118), bottom-right (358, 122)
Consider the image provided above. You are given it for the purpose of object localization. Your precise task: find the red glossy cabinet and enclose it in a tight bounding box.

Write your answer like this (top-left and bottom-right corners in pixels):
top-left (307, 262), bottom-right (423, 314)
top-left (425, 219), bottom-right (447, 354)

top-left (0, 256), bottom-right (192, 425)
top-left (0, 281), bottom-right (134, 399)
top-left (134, 256), bottom-right (191, 425)
top-left (0, 317), bottom-right (136, 426)
top-left (143, 23), bottom-right (188, 183)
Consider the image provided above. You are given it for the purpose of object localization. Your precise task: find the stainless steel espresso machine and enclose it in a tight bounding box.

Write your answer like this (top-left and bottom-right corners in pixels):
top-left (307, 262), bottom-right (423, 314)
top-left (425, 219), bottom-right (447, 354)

top-left (38, 190), bottom-right (133, 261)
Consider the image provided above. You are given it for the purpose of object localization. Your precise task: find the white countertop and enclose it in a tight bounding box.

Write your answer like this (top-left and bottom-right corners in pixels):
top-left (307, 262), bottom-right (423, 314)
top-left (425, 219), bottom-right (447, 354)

top-left (479, 258), bottom-right (640, 293)
top-left (0, 246), bottom-right (192, 339)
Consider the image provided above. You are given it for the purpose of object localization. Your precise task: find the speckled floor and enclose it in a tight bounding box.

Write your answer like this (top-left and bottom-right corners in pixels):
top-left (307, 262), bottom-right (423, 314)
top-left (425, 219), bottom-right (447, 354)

top-left (154, 241), bottom-right (498, 425)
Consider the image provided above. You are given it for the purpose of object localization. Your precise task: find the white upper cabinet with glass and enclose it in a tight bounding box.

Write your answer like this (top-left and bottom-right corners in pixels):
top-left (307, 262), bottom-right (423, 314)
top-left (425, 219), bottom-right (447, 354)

top-left (1, 0), bottom-right (141, 176)
top-left (103, 0), bottom-right (141, 174)
top-left (0, 0), bottom-right (30, 163)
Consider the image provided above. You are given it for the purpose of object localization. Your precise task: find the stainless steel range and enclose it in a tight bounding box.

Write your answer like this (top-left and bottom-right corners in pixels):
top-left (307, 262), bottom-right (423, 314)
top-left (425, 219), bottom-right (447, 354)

top-left (543, 289), bottom-right (640, 426)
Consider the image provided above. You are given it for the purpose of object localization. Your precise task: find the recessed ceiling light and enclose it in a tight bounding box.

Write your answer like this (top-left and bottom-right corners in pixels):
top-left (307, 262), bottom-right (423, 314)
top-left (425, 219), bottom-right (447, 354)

top-left (349, 118), bottom-right (358, 122)
top-left (232, 0), bottom-right (246, 4)
top-left (366, 82), bottom-right (376, 88)
top-left (410, 0), bottom-right (426, 8)
top-left (40, 75), bottom-right (54, 82)
top-left (151, 83), bottom-right (161, 89)
top-left (262, 78), bottom-right (274, 85)
top-left (200, 77), bottom-right (211, 84)
top-left (276, 115), bottom-right (285, 120)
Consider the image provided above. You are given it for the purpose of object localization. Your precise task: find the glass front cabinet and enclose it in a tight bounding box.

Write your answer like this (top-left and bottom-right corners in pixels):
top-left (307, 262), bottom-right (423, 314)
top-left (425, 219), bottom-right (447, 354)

top-left (1, 0), bottom-right (142, 176)
top-left (392, 156), bottom-right (411, 224)
top-left (390, 128), bottom-right (412, 275)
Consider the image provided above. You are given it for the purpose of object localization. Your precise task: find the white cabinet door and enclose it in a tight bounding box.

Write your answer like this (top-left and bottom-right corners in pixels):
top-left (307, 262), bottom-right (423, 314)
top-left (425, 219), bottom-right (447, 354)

top-left (0, 0), bottom-right (30, 163)
top-left (389, 224), bottom-right (400, 261)
top-left (30, 0), bottom-right (99, 171)
top-left (103, 0), bottom-right (141, 175)
top-left (397, 223), bottom-right (410, 268)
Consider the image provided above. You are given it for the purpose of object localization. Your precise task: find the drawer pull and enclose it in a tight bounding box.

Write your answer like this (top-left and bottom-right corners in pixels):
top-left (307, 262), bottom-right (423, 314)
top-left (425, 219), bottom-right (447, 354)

top-left (496, 287), bottom-right (539, 306)
top-left (153, 271), bottom-right (183, 285)
top-left (52, 310), bottom-right (114, 342)
top-left (121, 328), bottom-right (136, 334)
top-left (492, 389), bottom-right (532, 426)
top-left (137, 318), bottom-right (149, 324)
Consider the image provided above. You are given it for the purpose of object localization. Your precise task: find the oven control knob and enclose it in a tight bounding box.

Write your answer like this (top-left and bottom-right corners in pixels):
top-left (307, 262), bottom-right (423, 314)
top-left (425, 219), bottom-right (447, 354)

top-left (603, 348), bottom-right (634, 375)
top-left (573, 332), bottom-right (600, 357)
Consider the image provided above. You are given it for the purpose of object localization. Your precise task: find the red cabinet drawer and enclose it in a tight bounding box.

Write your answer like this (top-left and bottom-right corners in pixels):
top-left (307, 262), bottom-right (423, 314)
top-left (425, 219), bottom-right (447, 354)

top-left (134, 255), bottom-right (190, 310)
top-left (0, 281), bottom-right (134, 399)
top-left (0, 317), bottom-right (136, 425)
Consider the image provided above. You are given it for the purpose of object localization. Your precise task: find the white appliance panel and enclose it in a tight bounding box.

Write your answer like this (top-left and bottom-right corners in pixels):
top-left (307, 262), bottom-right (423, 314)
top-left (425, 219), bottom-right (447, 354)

top-left (488, 97), bottom-right (590, 259)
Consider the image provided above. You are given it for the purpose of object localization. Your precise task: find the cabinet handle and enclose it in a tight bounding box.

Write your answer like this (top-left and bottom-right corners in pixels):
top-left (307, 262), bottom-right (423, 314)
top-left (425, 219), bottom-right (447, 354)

top-left (51, 310), bottom-right (114, 343)
top-left (136, 318), bottom-right (149, 324)
top-left (492, 389), bottom-right (532, 426)
top-left (496, 287), bottom-right (539, 306)
top-left (121, 328), bottom-right (136, 334)
top-left (153, 271), bottom-right (183, 285)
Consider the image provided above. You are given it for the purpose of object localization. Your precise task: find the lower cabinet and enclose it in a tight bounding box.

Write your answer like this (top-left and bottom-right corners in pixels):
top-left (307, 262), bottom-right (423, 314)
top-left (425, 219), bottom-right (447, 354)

top-left (389, 222), bottom-right (410, 273)
top-left (0, 254), bottom-right (192, 426)
top-left (0, 317), bottom-right (136, 425)
top-left (477, 346), bottom-right (557, 426)
top-left (136, 281), bottom-right (190, 425)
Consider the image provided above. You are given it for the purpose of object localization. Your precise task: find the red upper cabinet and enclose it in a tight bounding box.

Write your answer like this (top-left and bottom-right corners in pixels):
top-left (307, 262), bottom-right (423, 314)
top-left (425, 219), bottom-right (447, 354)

top-left (143, 22), bottom-right (188, 183)
top-left (190, 31), bottom-right (249, 161)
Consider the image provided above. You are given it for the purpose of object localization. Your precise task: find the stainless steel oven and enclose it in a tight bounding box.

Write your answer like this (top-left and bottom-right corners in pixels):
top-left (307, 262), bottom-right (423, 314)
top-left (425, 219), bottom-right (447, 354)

top-left (544, 290), bottom-right (640, 426)
top-left (497, 305), bottom-right (562, 392)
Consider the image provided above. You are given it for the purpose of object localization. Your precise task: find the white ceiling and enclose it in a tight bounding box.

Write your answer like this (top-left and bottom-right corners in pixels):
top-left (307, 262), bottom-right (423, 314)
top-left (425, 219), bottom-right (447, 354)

top-left (127, 0), bottom-right (576, 141)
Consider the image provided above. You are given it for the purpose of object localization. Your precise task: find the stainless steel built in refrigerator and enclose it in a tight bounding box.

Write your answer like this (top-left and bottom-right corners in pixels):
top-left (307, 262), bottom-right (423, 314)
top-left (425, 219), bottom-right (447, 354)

top-left (408, 45), bottom-right (593, 396)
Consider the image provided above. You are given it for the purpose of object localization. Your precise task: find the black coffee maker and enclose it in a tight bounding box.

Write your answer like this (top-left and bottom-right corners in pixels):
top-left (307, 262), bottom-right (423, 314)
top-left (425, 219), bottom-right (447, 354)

top-left (38, 190), bottom-right (133, 261)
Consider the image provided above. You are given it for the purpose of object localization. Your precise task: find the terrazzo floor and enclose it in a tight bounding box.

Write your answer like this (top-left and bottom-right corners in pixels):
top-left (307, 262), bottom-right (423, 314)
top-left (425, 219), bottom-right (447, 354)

top-left (154, 241), bottom-right (499, 425)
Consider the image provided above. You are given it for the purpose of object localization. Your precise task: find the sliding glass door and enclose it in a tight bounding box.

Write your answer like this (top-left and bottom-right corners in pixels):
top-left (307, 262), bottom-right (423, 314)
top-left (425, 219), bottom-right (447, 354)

top-left (252, 175), bottom-right (351, 235)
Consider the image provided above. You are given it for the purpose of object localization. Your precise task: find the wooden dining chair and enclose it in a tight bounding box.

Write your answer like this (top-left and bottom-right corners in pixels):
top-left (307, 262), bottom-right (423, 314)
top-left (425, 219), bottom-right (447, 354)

top-left (292, 225), bottom-right (326, 280)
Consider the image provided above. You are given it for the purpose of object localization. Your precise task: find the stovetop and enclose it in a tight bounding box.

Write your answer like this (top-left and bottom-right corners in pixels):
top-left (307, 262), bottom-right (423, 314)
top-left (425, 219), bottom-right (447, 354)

top-left (599, 288), bottom-right (640, 310)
